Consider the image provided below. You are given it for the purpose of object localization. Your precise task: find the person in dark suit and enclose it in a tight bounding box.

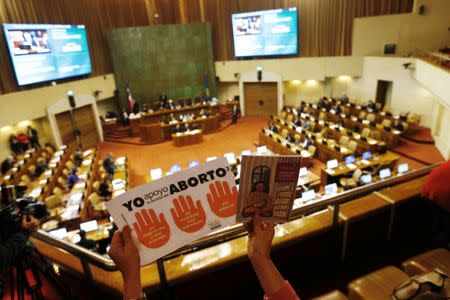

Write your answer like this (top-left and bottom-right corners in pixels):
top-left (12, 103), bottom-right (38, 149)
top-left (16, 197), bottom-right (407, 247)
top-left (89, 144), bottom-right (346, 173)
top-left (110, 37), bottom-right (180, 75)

top-left (9, 134), bottom-right (22, 155)
top-left (103, 153), bottom-right (115, 177)
top-left (34, 158), bottom-right (48, 178)
top-left (77, 230), bottom-right (97, 250)
top-left (367, 100), bottom-right (378, 112)
top-left (74, 147), bottom-right (83, 167)
top-left (67, 169), bottom-right (79, 189)
top-left (1, 156), bottom-right (15, 175)
top-left (393, 119), bottom-right (404, 131)
top-left (99, 178), bottom-right (112, 197)
top-left (27, 126), bottom-right (40, 149)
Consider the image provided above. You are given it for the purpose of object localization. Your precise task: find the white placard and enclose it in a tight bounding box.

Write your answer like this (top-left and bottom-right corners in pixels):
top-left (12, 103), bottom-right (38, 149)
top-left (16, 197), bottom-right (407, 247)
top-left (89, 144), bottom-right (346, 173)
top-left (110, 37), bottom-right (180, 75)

top-left (105, 158), bottom-right (237, 265)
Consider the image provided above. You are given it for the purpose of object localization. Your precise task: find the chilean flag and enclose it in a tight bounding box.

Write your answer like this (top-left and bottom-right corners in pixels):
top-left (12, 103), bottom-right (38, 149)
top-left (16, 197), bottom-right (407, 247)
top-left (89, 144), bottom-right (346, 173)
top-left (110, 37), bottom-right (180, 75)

top-left (126, 83), bottom-right (135, 113)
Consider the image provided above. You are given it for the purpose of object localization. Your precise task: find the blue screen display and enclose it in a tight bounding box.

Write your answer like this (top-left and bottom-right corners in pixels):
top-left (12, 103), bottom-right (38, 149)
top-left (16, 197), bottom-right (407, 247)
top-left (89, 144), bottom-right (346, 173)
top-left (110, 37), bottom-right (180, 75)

top-left (3, 23), bottom-right (92, 86)
top-left (232, 8), bottom-right (298, 57)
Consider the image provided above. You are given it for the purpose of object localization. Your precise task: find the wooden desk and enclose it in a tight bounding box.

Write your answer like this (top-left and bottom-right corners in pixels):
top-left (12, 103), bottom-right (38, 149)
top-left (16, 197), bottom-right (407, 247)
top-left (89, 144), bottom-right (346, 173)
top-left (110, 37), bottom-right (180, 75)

top-left (141, 103), bottom-right (219, 124)
top-left (161, 114), bottom-right (220, 139)
top-left (129, 117), bottom-right (141, 136)
top-left (295, 103), bottom-right (402, 148)
top-left (138, 123), bottom-right (163, 144)
top-left (320, 151), bottom-right (400, 186)
top-left (270, 116), bottom-right (353, 162)
top-left (172, 130), bottom-right (203, 147)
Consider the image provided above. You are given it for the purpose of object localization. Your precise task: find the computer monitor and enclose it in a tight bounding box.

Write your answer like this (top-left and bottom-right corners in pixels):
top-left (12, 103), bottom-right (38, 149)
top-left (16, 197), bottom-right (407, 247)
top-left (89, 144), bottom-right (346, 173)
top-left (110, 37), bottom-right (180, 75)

top-left (299, 167), bottom-right (308, 177)
top-left (224, 153), bottom-right (237, 165)
top-left (170, 164), bottom-right (182, 173)
top-left (397, 163), bottom-right (409, 174)
top-left (301, 189), bottom-right (316, 202)
top-left (327, 159), bottom-right (339, 169)
top-left (80, 220), bottom-right (98, 232)
top-left (379, 168), bottom-right (391, 179)
top-left (150, 168), bottom-right (163, 180)
top-left (256, 146), bottom-right (268, 154)
top-left (241, 149), bottom-right (251, 156)
top-left (361, 174), bottom-right (372, 184)
top-left (188, 161), bottom-right (200, 168)
top-left (49, 228), bottom-right (68, 239)
top-left (344, 155), bottom-right (356, 164)
top-left (362, 151), bottom-right (372, 160)
top-left (324, 183), bottom-right (338, 195)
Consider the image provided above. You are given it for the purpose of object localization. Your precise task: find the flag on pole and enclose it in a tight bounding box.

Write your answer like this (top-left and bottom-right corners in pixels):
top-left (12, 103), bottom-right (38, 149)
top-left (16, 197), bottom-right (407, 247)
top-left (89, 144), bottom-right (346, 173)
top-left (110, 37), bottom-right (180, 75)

top-left (203, 72), bottom-right (210, 97)
top-left (126, 82), bottom-right (135, 114)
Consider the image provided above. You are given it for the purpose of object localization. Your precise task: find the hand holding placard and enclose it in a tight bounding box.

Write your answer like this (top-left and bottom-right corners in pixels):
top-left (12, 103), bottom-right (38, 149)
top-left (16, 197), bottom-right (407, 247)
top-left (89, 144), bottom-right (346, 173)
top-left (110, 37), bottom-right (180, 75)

top-left (207, 181), bottom-right (238, 218)
top-left (133, 209), bottom-right (170, 249)
top-left (170, 195), bottom-right (206, 233)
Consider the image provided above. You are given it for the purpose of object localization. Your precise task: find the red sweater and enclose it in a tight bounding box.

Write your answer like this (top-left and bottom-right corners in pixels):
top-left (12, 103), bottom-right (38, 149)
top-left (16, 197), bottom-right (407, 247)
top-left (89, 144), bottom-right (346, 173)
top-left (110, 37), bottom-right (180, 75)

top-left (264, 281), bottom-right (300, 300)
top-left (421, 160), bottom-right (450, 213)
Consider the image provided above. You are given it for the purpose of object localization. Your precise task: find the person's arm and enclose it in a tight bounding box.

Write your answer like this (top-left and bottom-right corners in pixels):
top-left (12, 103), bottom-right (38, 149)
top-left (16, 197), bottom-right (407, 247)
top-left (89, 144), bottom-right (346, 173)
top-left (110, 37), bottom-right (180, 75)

top-left (109, 225), bottom-right (143, 300)
top-left (247, 215), bottom-right (299, 300)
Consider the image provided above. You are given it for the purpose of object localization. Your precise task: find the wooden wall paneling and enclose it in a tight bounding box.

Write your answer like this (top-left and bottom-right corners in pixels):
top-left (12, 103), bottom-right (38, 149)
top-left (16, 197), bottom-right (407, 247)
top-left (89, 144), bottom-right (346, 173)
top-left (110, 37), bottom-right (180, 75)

top-left (73, 105), bottom-right (99, 149)
top-left (0, 0), bottom-right (413, 94)
top-left (244, 82), bottom-right (278, 116)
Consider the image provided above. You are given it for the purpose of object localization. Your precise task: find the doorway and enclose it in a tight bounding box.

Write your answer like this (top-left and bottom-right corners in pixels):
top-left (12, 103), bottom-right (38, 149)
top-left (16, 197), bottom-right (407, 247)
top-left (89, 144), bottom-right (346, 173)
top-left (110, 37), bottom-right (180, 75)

top-left (375, 80), bottom-right (393, 109)
top-left (244, 82), bottom-right (278, 116)
top-left (55, 105), bottom-right (99, 148)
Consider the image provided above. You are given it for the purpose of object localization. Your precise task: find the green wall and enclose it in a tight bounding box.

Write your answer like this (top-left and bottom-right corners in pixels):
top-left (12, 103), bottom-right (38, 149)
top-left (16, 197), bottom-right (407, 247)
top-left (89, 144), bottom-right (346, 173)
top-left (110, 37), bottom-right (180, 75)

top-left (108, 23), bottom-right (216, 107)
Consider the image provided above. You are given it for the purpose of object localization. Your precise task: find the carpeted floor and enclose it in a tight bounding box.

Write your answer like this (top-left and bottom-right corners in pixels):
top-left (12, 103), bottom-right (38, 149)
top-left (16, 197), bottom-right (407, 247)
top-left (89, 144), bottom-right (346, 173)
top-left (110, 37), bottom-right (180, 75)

top-left (98, 116), bottom-right (444, 189)
top-left (99, 116), bottom-right (268, 187)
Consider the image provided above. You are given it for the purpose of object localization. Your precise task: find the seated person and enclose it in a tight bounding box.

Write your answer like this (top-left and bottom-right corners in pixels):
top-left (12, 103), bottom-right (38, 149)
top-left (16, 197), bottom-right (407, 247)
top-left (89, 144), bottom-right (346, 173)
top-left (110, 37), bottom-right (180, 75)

top-left (333, 104), bottom-right (342, 114)
top-left (175, 123), bottom-right (188, 133)
top-left (74, 147), bottom-right (83, 167)
top-left (270, 124), bottom-right (279, 133)
top-left (393, 119), bottom-right (404, 131)
top-left (317, 97), bottom-right (326, 109)
top-left (367, 100), bottom-right (378, 112)
top-left (34, 158), bottom-right (48, 178)
top-left (242, 182), bottom-right (273, 218)
top-left (352, 124), bottom-right (361, 133)
top-left (301, 136), bottom-right (313, 148)
top-left (339, 93), bottom-right (349, 104)
top-left (77, 230), bottom-right (97, 251)
top-left (103, 153), bottom-right (115, 176)
top-left (293, 118), bottom-right (301, 126)
top-left (165, 99), bottom-right (175, 110)
top-left (67, 169), bottom-right (79, 189)
top-left (1, 156), bottom-right (15, 174)
top-left (287, 134), bottom-right (296, 143)
top-left (99, 178), bottom-right (113, 197)
top-left (302, 121), bottom-right (311, 130)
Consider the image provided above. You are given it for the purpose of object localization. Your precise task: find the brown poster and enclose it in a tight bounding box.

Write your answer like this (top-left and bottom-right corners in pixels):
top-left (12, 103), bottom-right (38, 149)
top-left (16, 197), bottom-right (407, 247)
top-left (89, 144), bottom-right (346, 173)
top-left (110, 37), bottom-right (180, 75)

top-left (237, 155), bottom-right (301, 222)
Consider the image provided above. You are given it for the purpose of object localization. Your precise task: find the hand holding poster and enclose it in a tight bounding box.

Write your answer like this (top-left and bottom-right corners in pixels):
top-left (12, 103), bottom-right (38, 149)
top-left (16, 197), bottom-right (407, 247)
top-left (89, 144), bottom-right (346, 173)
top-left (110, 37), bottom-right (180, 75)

top-left (236, 155), bottom-right (301, 222)
top-left (105, 158), bottom-right (237, 265)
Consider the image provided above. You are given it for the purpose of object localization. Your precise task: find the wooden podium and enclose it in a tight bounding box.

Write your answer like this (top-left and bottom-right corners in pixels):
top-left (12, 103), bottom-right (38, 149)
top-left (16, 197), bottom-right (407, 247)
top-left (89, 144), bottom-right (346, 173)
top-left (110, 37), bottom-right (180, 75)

top-left (172, 130), bottom-right (203, 147)
top-left (138, 123), bottom-right (163, 144)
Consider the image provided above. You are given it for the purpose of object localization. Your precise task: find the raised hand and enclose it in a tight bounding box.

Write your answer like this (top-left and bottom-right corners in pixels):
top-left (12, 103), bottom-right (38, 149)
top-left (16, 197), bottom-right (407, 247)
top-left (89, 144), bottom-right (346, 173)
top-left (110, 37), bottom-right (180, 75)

top-left (207, 181), bottom-right (238, 218)
top-left (170, 195), bottom-right (206, 233)
top-left (133, 208), bottom-right (170, 249)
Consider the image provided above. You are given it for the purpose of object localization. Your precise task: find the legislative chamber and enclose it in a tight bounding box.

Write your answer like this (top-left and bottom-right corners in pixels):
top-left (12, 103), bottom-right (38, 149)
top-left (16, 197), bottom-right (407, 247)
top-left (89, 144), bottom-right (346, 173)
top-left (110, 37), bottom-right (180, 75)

top-left (0, 0), bottom-right (449, 299)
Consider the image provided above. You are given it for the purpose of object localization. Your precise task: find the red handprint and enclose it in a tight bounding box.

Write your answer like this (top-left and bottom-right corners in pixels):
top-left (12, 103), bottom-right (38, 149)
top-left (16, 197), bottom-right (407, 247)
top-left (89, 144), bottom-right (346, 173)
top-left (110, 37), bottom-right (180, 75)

top-left (133, 208), bottom-right (170, 249)
top-left (170, 195), bottom-right (206, 233)
top-left (207, 181), bottom-right (238, 218)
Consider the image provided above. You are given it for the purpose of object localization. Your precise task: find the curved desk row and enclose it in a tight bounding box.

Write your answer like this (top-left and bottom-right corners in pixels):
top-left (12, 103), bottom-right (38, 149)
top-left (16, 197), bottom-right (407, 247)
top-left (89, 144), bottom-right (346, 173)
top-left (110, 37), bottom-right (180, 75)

top-left (30, 171), bottom-right (428, 296)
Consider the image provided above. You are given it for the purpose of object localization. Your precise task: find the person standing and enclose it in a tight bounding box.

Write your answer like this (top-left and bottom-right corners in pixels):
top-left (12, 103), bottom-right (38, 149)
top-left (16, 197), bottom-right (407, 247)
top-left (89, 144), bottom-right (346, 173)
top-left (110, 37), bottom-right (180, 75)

top-left (9, 134), bottom-right (22, 155)
top-left (27, 126), bottom-right (40, 149)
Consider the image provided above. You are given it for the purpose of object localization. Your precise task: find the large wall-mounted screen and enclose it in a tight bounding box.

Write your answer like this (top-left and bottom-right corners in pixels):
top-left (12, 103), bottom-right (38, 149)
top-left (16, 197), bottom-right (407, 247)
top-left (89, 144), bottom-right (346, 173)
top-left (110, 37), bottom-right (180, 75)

top-left (3, 23), bottom-right (92, 86)
top-left (232, 8), bottom-right (298, 58)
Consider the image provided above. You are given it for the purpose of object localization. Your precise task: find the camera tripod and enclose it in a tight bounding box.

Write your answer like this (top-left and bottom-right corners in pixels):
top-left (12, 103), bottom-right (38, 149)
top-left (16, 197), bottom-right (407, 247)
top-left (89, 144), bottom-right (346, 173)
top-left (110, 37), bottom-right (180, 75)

top-left (8, 246), bottom-right (71, 300)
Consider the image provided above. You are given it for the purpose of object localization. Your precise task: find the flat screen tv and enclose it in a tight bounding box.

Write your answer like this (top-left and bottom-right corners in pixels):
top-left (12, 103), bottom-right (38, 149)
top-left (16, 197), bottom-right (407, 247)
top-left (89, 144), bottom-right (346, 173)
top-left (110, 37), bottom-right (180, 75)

top-left (232, 8), bottom-right (298, 58)
top-left (3, 23), bottom-right (92, 86)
